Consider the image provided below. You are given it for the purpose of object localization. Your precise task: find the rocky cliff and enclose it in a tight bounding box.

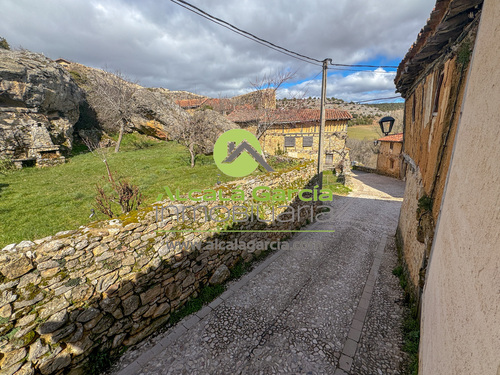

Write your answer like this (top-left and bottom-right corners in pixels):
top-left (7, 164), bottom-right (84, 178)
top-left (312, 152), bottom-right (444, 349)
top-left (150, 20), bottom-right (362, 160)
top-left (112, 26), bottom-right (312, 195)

top-left (0, 50), bottom-right (83, 166)
top-left (0, 52), bottom-right (239, 167)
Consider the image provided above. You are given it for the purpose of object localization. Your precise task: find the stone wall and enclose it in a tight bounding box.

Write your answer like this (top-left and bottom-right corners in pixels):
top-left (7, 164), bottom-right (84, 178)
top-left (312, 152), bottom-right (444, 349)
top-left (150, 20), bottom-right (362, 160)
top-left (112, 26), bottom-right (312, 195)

top-left (376, 141), bottom-right (402, 178)
top-left (396, 167), bottom-right (427, 292)
top-left (0, 162), bottom-right (320, 375)
top-left (231, 89), bottom-right (276, 109)
top-left (260, 123), bottom-right (349, 171)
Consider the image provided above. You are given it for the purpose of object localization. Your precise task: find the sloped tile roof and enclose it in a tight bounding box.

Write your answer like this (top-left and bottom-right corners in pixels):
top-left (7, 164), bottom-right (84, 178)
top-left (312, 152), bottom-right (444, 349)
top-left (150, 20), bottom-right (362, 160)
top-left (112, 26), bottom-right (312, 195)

top-left (378, 133), bottom-right (403, 142)
top-left (227, 108), bottom-right (352, 123)
top-left (395, 0), bottom-right (483, 97)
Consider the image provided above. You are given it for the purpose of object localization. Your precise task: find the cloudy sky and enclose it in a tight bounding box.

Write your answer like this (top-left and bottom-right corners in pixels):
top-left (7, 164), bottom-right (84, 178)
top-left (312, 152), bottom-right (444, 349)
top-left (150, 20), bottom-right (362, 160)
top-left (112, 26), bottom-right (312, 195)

top-left (1, 0), bottom-right (435, 102)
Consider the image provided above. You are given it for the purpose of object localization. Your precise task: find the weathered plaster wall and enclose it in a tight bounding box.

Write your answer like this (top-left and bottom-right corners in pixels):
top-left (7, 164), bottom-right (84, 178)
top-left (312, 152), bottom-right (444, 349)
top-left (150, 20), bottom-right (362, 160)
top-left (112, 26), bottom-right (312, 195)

top-left (420, 1), bottom-right (500, 373)
top-left (397, 23), bottom-right (476, 290)
top-left (0, 162), bottom-right (319, 375)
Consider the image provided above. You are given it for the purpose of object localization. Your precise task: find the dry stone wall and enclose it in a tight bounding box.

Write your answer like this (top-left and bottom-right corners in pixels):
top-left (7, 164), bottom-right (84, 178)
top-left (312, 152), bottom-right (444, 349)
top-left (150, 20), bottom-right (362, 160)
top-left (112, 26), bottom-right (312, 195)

top-left (0, 162), bottom-right (320, 375)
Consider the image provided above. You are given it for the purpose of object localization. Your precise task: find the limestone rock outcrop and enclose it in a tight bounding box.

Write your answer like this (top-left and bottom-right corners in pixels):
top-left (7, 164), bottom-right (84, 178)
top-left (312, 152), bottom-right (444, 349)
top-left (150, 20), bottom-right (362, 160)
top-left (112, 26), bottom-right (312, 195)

top-left (0, 50), bottom-right (83, 166)
top-left (129, 87), bottom-right (191, 139)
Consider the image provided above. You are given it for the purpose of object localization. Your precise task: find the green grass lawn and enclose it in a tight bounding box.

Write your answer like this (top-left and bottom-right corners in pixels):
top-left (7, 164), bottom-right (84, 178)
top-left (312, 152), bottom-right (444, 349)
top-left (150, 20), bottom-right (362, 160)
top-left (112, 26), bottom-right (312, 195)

top-left (322, 170), bottom-right (352, 195)
top-left (347, 124), bottom-right (382, 140)
top-left (0, 135), bottom-right (240, 248)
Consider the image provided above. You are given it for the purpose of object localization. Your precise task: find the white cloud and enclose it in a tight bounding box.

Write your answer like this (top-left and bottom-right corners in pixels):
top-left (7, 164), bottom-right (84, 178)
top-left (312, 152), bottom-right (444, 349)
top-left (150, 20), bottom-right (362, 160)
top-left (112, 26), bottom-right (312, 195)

top-left (0, 0), bottom-right (435, 99)
top-left (279, 69), bottom-right (399, 102)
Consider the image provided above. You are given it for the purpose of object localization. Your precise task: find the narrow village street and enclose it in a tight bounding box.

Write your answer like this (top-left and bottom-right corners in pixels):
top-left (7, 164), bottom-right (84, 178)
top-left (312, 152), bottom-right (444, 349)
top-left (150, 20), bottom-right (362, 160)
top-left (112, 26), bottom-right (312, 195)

top-left (111, 171), bottom-right (407, 375)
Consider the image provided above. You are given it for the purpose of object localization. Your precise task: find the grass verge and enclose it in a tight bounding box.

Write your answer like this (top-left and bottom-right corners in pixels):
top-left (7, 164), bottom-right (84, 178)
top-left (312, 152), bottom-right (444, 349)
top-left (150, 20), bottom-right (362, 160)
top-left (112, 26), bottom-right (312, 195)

top-left (322, 170), bottom-right (352, 195)
top-left (392, 265), bottom-right (420, 375)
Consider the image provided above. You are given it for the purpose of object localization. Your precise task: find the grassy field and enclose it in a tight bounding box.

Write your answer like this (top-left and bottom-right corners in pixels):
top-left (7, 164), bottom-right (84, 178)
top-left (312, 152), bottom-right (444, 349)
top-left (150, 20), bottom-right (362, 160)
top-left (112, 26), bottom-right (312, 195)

top-left (347, 124), bottom-right (382, 140)
top-left (0, 134), bottom-right (349, 248)
top-left (0, 134), bottom-right (238, 247)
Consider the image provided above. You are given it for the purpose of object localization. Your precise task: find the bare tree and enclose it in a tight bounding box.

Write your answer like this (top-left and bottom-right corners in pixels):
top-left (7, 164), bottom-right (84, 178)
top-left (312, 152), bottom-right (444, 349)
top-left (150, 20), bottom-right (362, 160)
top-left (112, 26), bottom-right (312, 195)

top-left (80, 131), bottom-right (114, 183)
top-left (174, 109), bottom-right (236, 167)
top-left (249, 69), bottom-right (298, 139)
top-left (86, 70), bottom-right (138, 153)
top-left (249, 69), bottom-right (297, 106)
top-left (80, 131), bottom-right (142, 217)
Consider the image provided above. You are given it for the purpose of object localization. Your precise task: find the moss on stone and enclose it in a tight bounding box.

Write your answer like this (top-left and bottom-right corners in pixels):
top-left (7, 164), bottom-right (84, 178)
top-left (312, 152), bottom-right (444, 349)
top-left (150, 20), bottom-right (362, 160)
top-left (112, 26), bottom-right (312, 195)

top-left (18, 282), bottom-right (42, 301)
top-left (20, 330), bottom-right (36, 346)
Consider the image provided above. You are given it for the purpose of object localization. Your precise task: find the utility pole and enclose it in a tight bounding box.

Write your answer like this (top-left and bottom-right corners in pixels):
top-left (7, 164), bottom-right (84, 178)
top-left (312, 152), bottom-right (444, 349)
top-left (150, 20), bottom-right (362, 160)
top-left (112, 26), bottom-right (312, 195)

top-left (317, 58), bottom-right (331, 189)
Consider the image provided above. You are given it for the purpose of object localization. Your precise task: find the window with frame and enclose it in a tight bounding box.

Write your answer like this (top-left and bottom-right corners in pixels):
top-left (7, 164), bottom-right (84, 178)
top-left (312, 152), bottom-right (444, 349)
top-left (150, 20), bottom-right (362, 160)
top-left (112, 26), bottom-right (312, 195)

top-left (302, 136), bottom-right (313, 147)
top-left (325, 153), bottom-right (333, 165)
top-left (284, 136), bottom-right (295, 147)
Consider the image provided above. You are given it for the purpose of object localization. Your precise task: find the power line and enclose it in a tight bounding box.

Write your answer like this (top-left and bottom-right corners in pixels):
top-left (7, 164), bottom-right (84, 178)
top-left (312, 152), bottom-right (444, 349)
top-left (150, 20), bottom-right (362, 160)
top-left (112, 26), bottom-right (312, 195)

top-left (328, 67), bottom-right (397, 74)
top-left (356, 96), bottom-right (402, 103)
top-left (330, 63), bottom-right (398, 69)
top-left (170, 0), bottom-right (400, 70)
top-left (170, 0), bottom-right (322, 66)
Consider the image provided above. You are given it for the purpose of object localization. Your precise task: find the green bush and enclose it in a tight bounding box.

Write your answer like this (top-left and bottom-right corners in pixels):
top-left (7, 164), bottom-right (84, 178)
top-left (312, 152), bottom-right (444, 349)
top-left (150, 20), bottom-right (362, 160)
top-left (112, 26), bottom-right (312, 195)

top-left (0, 37), bottom-right (10, 50)
top-left (0, 156), bottom-right (15, 174)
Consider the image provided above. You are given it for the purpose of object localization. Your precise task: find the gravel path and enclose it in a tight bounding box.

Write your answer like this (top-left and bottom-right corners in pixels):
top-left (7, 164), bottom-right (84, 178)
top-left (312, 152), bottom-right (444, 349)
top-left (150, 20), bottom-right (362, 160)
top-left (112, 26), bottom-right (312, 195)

top-left (110, 171), bottom-right (406, 375)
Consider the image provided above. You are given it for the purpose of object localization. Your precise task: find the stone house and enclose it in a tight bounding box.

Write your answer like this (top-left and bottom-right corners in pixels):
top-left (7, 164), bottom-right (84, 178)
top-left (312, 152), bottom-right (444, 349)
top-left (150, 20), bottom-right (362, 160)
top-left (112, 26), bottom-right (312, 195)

top-left (376, 133), bottom-right (403, 178)
top-left (228, 108), bottom-right (352, 169)
top-left (395, 0), bottom-right (500, 373)
top-left (55, 58), bottom-right (71, 67)
top-left (176, 89), bottom-right (275, 115)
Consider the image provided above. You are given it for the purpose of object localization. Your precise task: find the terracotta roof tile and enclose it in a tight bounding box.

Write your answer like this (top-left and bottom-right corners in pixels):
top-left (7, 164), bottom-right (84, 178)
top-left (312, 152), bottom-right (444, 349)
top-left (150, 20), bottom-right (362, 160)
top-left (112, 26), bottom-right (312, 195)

top-left (378, 133), bottom-right (403, 142)
top-left (395, 0), bottom-right (483, 96)
top-left (227, 108), bottom-right (352, 123)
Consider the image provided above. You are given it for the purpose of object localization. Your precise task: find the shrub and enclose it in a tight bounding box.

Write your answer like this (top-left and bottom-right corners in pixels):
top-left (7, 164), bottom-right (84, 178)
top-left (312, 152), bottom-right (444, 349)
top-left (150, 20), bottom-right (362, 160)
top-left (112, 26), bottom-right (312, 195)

top-left (0, 156), bottom-right (15, 174)
top-left (0, 37), bottom-right (10, 50)
top-left (95, 177), bottom-right (143, 219)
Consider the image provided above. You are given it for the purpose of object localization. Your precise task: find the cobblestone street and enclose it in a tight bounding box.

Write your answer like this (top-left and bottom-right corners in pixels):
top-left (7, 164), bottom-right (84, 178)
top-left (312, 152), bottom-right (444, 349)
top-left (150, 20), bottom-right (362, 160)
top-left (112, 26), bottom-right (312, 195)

top-left (111, 171), bottom-right (407, 375)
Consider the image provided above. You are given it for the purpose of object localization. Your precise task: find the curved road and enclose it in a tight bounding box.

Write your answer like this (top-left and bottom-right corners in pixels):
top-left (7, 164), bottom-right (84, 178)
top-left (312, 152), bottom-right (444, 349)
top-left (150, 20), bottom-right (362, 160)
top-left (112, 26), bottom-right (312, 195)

top-left (112, 171), bottom-right (407, 375)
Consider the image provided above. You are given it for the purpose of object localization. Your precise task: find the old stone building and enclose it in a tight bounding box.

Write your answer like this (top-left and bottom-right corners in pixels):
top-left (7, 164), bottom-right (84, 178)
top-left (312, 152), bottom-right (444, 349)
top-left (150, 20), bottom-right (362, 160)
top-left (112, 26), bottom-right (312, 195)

top-left (228, 108), bottom-right (352, 169)
top-left (176, 89), bottom-right (275, 115)
top-left (376, 133), bottom-right (403, 178)
top-left (395, 0), bottom-right (481, 294)
top-left (396, 0), bottom-right (500, 373)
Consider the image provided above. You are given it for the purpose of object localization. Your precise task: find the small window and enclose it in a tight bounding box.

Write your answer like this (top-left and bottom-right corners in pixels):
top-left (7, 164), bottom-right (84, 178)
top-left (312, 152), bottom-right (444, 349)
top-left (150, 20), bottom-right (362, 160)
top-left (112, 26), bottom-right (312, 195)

top-left (325, 153), bottom-right (333, 165)
top-left (284, 137), bottom-right (295, 147)
top-left (390, 160), bottom-right (395, 169)
top-left (390, 142), bottom-right (394, 150)
top-left (302, 136), bottom-right (313, 147)
top-left (433, 71), bottom-right (444, 115)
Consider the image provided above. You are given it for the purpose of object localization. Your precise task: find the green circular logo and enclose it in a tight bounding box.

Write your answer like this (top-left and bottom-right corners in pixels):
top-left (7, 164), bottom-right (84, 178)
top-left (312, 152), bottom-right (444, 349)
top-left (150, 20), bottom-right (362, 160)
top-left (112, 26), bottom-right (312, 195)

top-left (213, 129), bottom-right (267, 177)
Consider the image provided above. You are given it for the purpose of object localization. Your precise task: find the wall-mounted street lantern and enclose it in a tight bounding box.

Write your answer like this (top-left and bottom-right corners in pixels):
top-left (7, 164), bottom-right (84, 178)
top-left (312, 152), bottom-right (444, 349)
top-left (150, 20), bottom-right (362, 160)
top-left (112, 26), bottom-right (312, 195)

top-left (379, 116), bottom-right (395, 136)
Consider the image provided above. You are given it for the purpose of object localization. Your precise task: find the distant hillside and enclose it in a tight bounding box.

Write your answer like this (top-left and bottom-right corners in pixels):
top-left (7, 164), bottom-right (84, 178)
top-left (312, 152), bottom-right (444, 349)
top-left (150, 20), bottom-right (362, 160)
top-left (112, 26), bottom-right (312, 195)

top-left (365, 102), bottom-right (404, 111)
